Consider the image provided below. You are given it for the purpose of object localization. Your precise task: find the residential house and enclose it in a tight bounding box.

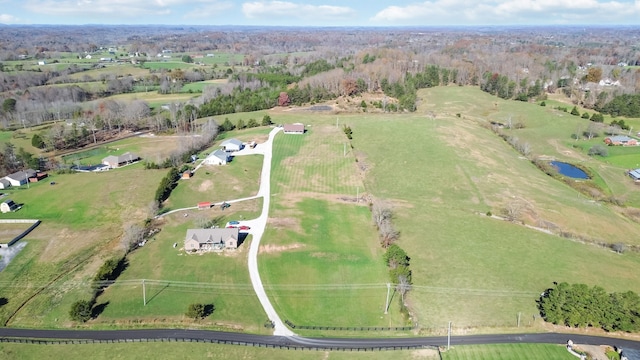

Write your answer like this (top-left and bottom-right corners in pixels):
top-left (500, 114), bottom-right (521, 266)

top-left (604, 136), bottom-right (638, 146)
top-left (184, 228), bottom-right (239, 251)
top-left (4, 169), bottom-right (37, 186)
top-left (283, 123), bottom-right (305, 134)
top-left (203, 149), bottom-right (230, 165)
top-left (102, 152), bottom-right (140, 168)
top-left (220, 138), bottom-right (244, 152)
top-left (0, 179), bottom-right (10, 189)
top-left (0, 199), bottom-right (19, 213)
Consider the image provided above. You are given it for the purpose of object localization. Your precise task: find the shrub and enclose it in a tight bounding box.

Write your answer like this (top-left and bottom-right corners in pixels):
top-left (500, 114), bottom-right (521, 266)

top-left (540, 101), bottom-right (546, 106)
top-left (588, 145), bottom-right (608, 157)
top-left (570, 106), bottom-right (580, 116)
top-left (582, 112), bottom-right (591, 119)
top-left (69, 299), bottom-right (93, 322)
top-left (186, 303), bottom-right (214, 319)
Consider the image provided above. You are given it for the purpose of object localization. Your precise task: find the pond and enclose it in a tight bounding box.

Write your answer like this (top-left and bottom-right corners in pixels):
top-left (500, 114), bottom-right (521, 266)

top-left (550, 161), bottom-right (589, 179)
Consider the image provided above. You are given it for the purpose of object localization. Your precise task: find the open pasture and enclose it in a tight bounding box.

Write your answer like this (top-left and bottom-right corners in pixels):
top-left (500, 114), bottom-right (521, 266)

top-left (251, 87), bottom-right (640, 331)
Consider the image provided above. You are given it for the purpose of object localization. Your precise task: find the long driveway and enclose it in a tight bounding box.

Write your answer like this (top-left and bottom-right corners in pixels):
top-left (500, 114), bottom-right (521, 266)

top-left (237, 127), bottom-right (294, 336)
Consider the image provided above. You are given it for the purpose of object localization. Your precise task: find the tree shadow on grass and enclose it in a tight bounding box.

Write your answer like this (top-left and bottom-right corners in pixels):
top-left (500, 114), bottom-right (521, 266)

top-left (91, 301), bottom-right (110, 319)
top-left (0, 297), bottom-right (8, 307)
top-left (203, 304), bottom-right (215, 318)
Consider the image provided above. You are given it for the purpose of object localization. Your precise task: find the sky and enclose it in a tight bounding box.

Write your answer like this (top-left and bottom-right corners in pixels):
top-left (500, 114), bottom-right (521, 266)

top-left (0, 0), bottom-right (639, 27)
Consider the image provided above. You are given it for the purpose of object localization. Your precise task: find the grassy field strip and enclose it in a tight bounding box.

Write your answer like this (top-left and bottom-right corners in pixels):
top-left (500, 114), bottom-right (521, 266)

top-left (441, 343), bottom-right (575, 359)
top-left (0, 342), bottom-right (437, 360)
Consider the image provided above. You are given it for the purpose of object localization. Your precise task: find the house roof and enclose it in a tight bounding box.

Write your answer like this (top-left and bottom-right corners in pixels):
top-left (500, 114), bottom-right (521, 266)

top-left (2, 199), bottom-right (16, 206)
top-left (630, 169), bottom-right (640, 180)
top-left (102, 152), bottom-right (140, 164)
top-left (221, 138), bottom-right (243, 147)
top-left (284, 123), bottom-right (304, 132)
top-left (210, 149), bottom-right (229, 161)
top-left (0, 179), bottom-right (11, 186)
top-left (185, 228), bottom-right (239, 245)
top-left (5, 169), bottom-right (36, 182)
top-left (608, 135), bottom-right (634, 142)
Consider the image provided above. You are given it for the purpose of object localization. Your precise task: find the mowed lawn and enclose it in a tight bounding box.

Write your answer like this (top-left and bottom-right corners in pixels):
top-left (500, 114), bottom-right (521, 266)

top-left (259, 127), bottom-right (407, 329)
top-left (94, 209), bottom-right (266, 332)
top-left (442, 344), bottom-right (575, 360)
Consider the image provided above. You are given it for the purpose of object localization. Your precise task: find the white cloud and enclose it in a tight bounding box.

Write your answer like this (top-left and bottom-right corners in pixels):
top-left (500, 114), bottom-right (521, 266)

top-left (23, 0), bottom-right (209, 18)
top-left (242, 1), bottom-right (355, 20)
top-left (371, 0), bottom-right (640, 25)
top-left (0, 13), bottom-right (19, 24)
top-left (183, 1), bottom-right (234, 19)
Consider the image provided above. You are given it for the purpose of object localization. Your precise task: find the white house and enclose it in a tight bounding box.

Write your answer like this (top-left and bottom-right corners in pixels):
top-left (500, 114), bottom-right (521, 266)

top-left (204, 149), bottom-right (230, 165)
top-left (220, 138), bottom-right (244, 152)
top-left (0, 179), bottom-right (11, 189)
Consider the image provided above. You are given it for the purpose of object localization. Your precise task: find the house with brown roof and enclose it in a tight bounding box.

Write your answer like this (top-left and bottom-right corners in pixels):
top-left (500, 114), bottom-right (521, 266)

top-left (102, 152), bottom-right (140, 168)
top-left (184, 228), bottom-right (239, 252)
top-left (283, 123), bottom-right (305, 134)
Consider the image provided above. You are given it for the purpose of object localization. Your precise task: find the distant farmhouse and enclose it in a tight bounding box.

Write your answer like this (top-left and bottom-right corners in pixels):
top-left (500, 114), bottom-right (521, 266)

top-left (220, 138), bottom-right (244, 152)
top-left (204, 149), bottom-right (230, 165)
top-left (102, 152), bottom-right (140, 168)
top-left (283, 123), bottom-right (305, 134)
top-left (604, 136), bottom-right (638, 146)
top-left (184, 228), bottom-right (239, 252)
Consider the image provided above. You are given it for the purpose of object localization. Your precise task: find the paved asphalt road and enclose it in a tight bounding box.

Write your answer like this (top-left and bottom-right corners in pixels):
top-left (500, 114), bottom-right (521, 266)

top-left (2, 328), bottom-right (640, 351)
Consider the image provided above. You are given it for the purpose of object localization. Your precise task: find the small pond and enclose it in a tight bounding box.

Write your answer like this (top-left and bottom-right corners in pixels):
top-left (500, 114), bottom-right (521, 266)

top-left (550, 161), bottom-right (589, 179)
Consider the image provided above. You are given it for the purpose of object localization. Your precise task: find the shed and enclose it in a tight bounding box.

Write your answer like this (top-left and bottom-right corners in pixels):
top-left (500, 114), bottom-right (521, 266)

top-left (629, 169), bottom-right (640, 181)
top-left (182, 171), bottom-right (193, 179)
top-left (220, 138), bottom-right (244, 152)
top-left (0, 179), bottom-right (11, 189)
top-left (198, 201), bottom-right (211, 209)
top-left (1, 199), bottom-right (19, 213)
top-left (283, 123), bottom-right (305, 134)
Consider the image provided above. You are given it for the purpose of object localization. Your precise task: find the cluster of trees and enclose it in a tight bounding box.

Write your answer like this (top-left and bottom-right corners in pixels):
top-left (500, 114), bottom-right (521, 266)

top-left (154, 167), bottom-right (180, 205)
top-left (597, 94), bottom-right (640, 117)
top-left (0, 143), bottom-right (41, 177)
top-left (539, 282), bottom-right (640, 332)
top-left (371, 200), bottom-right (400, 248)
top-left (481, 72), bottom-right (544, 101)
top-left (383, 244), bottom-right (412, 310)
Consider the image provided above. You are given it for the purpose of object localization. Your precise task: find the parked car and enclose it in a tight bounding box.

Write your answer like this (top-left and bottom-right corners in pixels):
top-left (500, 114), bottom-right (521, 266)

top-left (227, 225), bottom-right (237, 229)
top-left (239, 225), bottom-right (251, 231)
top-left (228, 220), bottom-right (240, 225)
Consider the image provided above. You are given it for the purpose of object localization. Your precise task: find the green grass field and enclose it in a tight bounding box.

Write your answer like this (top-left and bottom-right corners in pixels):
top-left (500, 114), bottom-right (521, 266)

top-left (441, 343), bottom-right (575, 359)
top-left (0, 342), bottom-right (436, 360)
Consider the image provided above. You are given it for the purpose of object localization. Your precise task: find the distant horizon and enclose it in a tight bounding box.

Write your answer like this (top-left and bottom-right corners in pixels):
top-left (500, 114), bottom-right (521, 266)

top-left (1, 1), bottom-right (639, 27)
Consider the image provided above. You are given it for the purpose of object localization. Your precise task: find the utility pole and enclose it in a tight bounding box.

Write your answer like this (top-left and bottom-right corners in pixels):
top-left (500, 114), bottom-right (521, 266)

top-left (142, 279), bottom-right (146, 306)
top-left (447, 321), bottom-right (452, 350)
top-left (384, 283), bottom-right (391, 314)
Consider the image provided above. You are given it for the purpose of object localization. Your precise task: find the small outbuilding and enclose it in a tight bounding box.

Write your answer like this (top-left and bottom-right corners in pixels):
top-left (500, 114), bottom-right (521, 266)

top-left (198, 201), bottom-right (211, 210)
top-left (1, 199), bottom-right (20, 213)
top-left (0, 179), bottom-right (11, 189)
top-left (629, 169), bottom-right (640, 181)
top-left (182, 171), bottom-right (193, 180)
top-left (220, 138), bottom-right (244, 152)
top-left (283, 123), bottom-right (305, 134)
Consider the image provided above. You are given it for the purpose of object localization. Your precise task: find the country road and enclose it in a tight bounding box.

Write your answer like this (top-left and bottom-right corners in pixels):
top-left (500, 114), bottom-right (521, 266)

top-left (1, 327), bottom-right (640, 352)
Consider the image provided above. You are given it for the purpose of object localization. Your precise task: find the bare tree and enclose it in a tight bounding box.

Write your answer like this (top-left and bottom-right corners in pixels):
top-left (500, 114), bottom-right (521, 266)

top-left (121, 223), bottom-right (145, 253)
top-left (397, 275), bottom-right (412, 306)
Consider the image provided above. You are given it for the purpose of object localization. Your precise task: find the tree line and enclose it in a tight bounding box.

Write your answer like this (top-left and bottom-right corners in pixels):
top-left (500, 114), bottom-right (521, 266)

top-left (539, 282), bottom-right (640, 332)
